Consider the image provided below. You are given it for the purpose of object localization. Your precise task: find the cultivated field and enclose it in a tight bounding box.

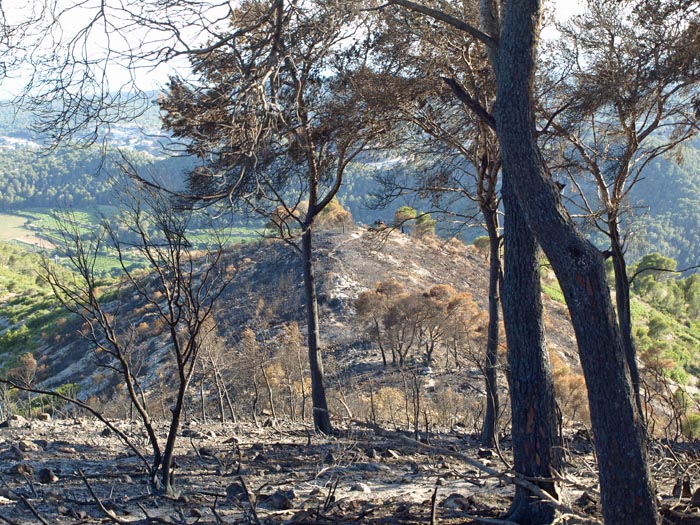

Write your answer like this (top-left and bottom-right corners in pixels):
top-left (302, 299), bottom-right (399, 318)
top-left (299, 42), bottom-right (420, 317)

top-left (0, 213), bottom-right (32, 241)
top-left (0, 213), bottom-right (54, 249)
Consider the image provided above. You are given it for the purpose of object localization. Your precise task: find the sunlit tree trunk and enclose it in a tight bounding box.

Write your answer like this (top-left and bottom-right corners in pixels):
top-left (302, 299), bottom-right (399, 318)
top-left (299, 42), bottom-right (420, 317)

top-left (501, 173), bottom-right (561, 523)
top-left (493, 1), bottom-right (658, 522)
top-left (301, 226), bottom-right (332, 434)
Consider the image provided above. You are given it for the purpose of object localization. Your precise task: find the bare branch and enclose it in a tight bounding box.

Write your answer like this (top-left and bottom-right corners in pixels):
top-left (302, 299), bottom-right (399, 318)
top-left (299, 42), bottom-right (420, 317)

top-left (0, 379), bottom-right (150, 468)
top-left (386, 0), bottom-right (498, 50)
top-left (16, 495), bottom-right (49, 525)
top-left (629, 264), bottom-right (700, 285)
top-left (441, 76), bottom-right (496, 130)
top-left (79, 469), bottom-right (130, 525)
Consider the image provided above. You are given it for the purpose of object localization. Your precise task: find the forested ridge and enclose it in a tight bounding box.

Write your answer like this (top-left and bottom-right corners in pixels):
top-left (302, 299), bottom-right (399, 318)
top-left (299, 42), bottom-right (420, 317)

top-left (630, 145), bottom-right (700, 268)
top-left (0, 144), bottom-right (410, 226)
top-left (2, 135), bottom-right (700, 264)
top-left (2, 95), bottom-right (699, 262)
top-left (0, 147), bottom-right (136, 209)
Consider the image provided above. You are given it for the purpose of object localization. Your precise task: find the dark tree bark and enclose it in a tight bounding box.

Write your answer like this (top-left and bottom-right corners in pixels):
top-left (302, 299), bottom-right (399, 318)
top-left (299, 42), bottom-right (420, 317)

top-left (493, 0), bottom-right (659, 523)
top-left (501, 172), bottom-right (561, 524)
top-left (480, 201), bottom-right (501, 449)
top-left (159, 365), bottom-right (188, 495)
top-left (301, 226), bottom-right (333, 435)
top-left (609, 218), bottom-right (645, 421)
top-left (549, 0), bottom-right (700, 425)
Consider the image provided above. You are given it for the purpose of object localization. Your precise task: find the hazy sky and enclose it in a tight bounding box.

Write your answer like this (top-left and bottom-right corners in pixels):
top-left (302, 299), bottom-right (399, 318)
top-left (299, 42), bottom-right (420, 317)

top-left (0, 0), bottom-right (585, 98)
top-left (554, 0), bottom-right (584, 20)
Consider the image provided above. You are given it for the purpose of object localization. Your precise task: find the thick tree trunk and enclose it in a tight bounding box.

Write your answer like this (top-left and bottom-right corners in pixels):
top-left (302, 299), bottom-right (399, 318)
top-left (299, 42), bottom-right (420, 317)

top-left (494, 1), bottom-right (659, 523)
top-left (501, 173), bottom-right (561, 524)
top-left (301, 227), bottom-right (333, 435)
top-left (480, 204), bottom-right (501, 449)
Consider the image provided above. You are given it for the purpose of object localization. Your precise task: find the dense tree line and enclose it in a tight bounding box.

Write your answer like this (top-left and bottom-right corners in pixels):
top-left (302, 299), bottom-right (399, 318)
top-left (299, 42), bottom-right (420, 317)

top-left (3, 141), bottom-right (700, 267)
top-left (0, 147), bottom-right (192, 210)
top-left (0, 142), bottom-right (420, 226)
top-left (629, 148), bottom-right (700, 269)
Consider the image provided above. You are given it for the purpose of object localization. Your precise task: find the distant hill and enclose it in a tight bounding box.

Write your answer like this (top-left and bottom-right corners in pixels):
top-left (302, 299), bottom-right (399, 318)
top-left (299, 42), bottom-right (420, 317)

top-left (0, 146), bottom-right (193, 210)
top-left (627, 146), bottom-right (700, 269)
top-left (1, 225), bottom-right (698, 434)
top-left (1, 100), bottom-right (700, 267)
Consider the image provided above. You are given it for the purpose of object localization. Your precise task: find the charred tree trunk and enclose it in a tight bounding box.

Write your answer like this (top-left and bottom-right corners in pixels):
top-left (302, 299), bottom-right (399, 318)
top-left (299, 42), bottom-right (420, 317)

top-left (297, 347), bottom-right (308, 422)
top-left (494, 1), bottom-right (658, 523)
top-left (374, 318), bottom-right (388, 368)
top-left (224, 384), bottom-right (237, 424)
top-left (122, 365), bottom-right (162, 479)
top-left (159, 365), bottom-right (190, 496)
top-left (501, 173), bottom-right (561, 524)
top-left (252, 368), bottom-right (260, 427)
top-left (261, 363), bottom-right (277, 421)
top-left (610, 219), bottom-right (644, 422)
top-left (199, 379), bottom-right (207, 423)
top-left (213, 369), bottom-right (227, 423)
top-left (480, 203), bottom-right (501, 449)
top-left (301, 227), bottom-right (333, 435)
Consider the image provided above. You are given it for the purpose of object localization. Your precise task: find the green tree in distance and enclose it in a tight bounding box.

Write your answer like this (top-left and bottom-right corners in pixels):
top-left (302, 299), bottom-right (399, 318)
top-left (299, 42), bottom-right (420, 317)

top-left (393, 205), bottom-right (417, 233)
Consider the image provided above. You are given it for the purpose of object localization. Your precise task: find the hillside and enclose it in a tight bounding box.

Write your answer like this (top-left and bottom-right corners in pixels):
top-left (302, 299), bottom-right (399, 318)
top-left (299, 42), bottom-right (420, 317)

top-left (2, 227), bottom-right (700, 523)
top-left (2, 221), bottom-right (700, 434)
top-left (620, 144), bottom-right (700, 269)
top-left (0, 226), bottom-right (568, 422)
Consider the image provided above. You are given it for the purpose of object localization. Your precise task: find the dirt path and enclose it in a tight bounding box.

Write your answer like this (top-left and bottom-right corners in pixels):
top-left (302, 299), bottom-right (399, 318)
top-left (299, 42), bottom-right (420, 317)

top-left (11, 234), bottom-right (55, 250)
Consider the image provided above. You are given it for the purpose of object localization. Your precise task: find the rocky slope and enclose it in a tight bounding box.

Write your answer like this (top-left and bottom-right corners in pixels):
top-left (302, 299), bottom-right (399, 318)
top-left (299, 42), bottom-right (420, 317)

top-left (13, 224), bottom-right (582, 433)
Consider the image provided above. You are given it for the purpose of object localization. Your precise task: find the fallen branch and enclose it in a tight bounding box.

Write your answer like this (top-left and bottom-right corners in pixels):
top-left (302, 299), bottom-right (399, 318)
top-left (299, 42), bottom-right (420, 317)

top-left (350, 420), bottom-right (601, 524)
top-left (17, 495), bottom-right (50, 525)
top-left (137, 503), bottom-right (184, 524)
top-left (546, 471), bottom-right (601, 500)
top-left (462, 516), bottom-right (519, 525)
top-left (211, 495), bottom-right (225, 525)
top-left (239, 476), bottom-right (262, 525)
top-left (0, 514), bottom-right (21, 525)
top-left (79, 469), bottom-right (129, 525)
top-left (430, 484), bottom-right (439, 525)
